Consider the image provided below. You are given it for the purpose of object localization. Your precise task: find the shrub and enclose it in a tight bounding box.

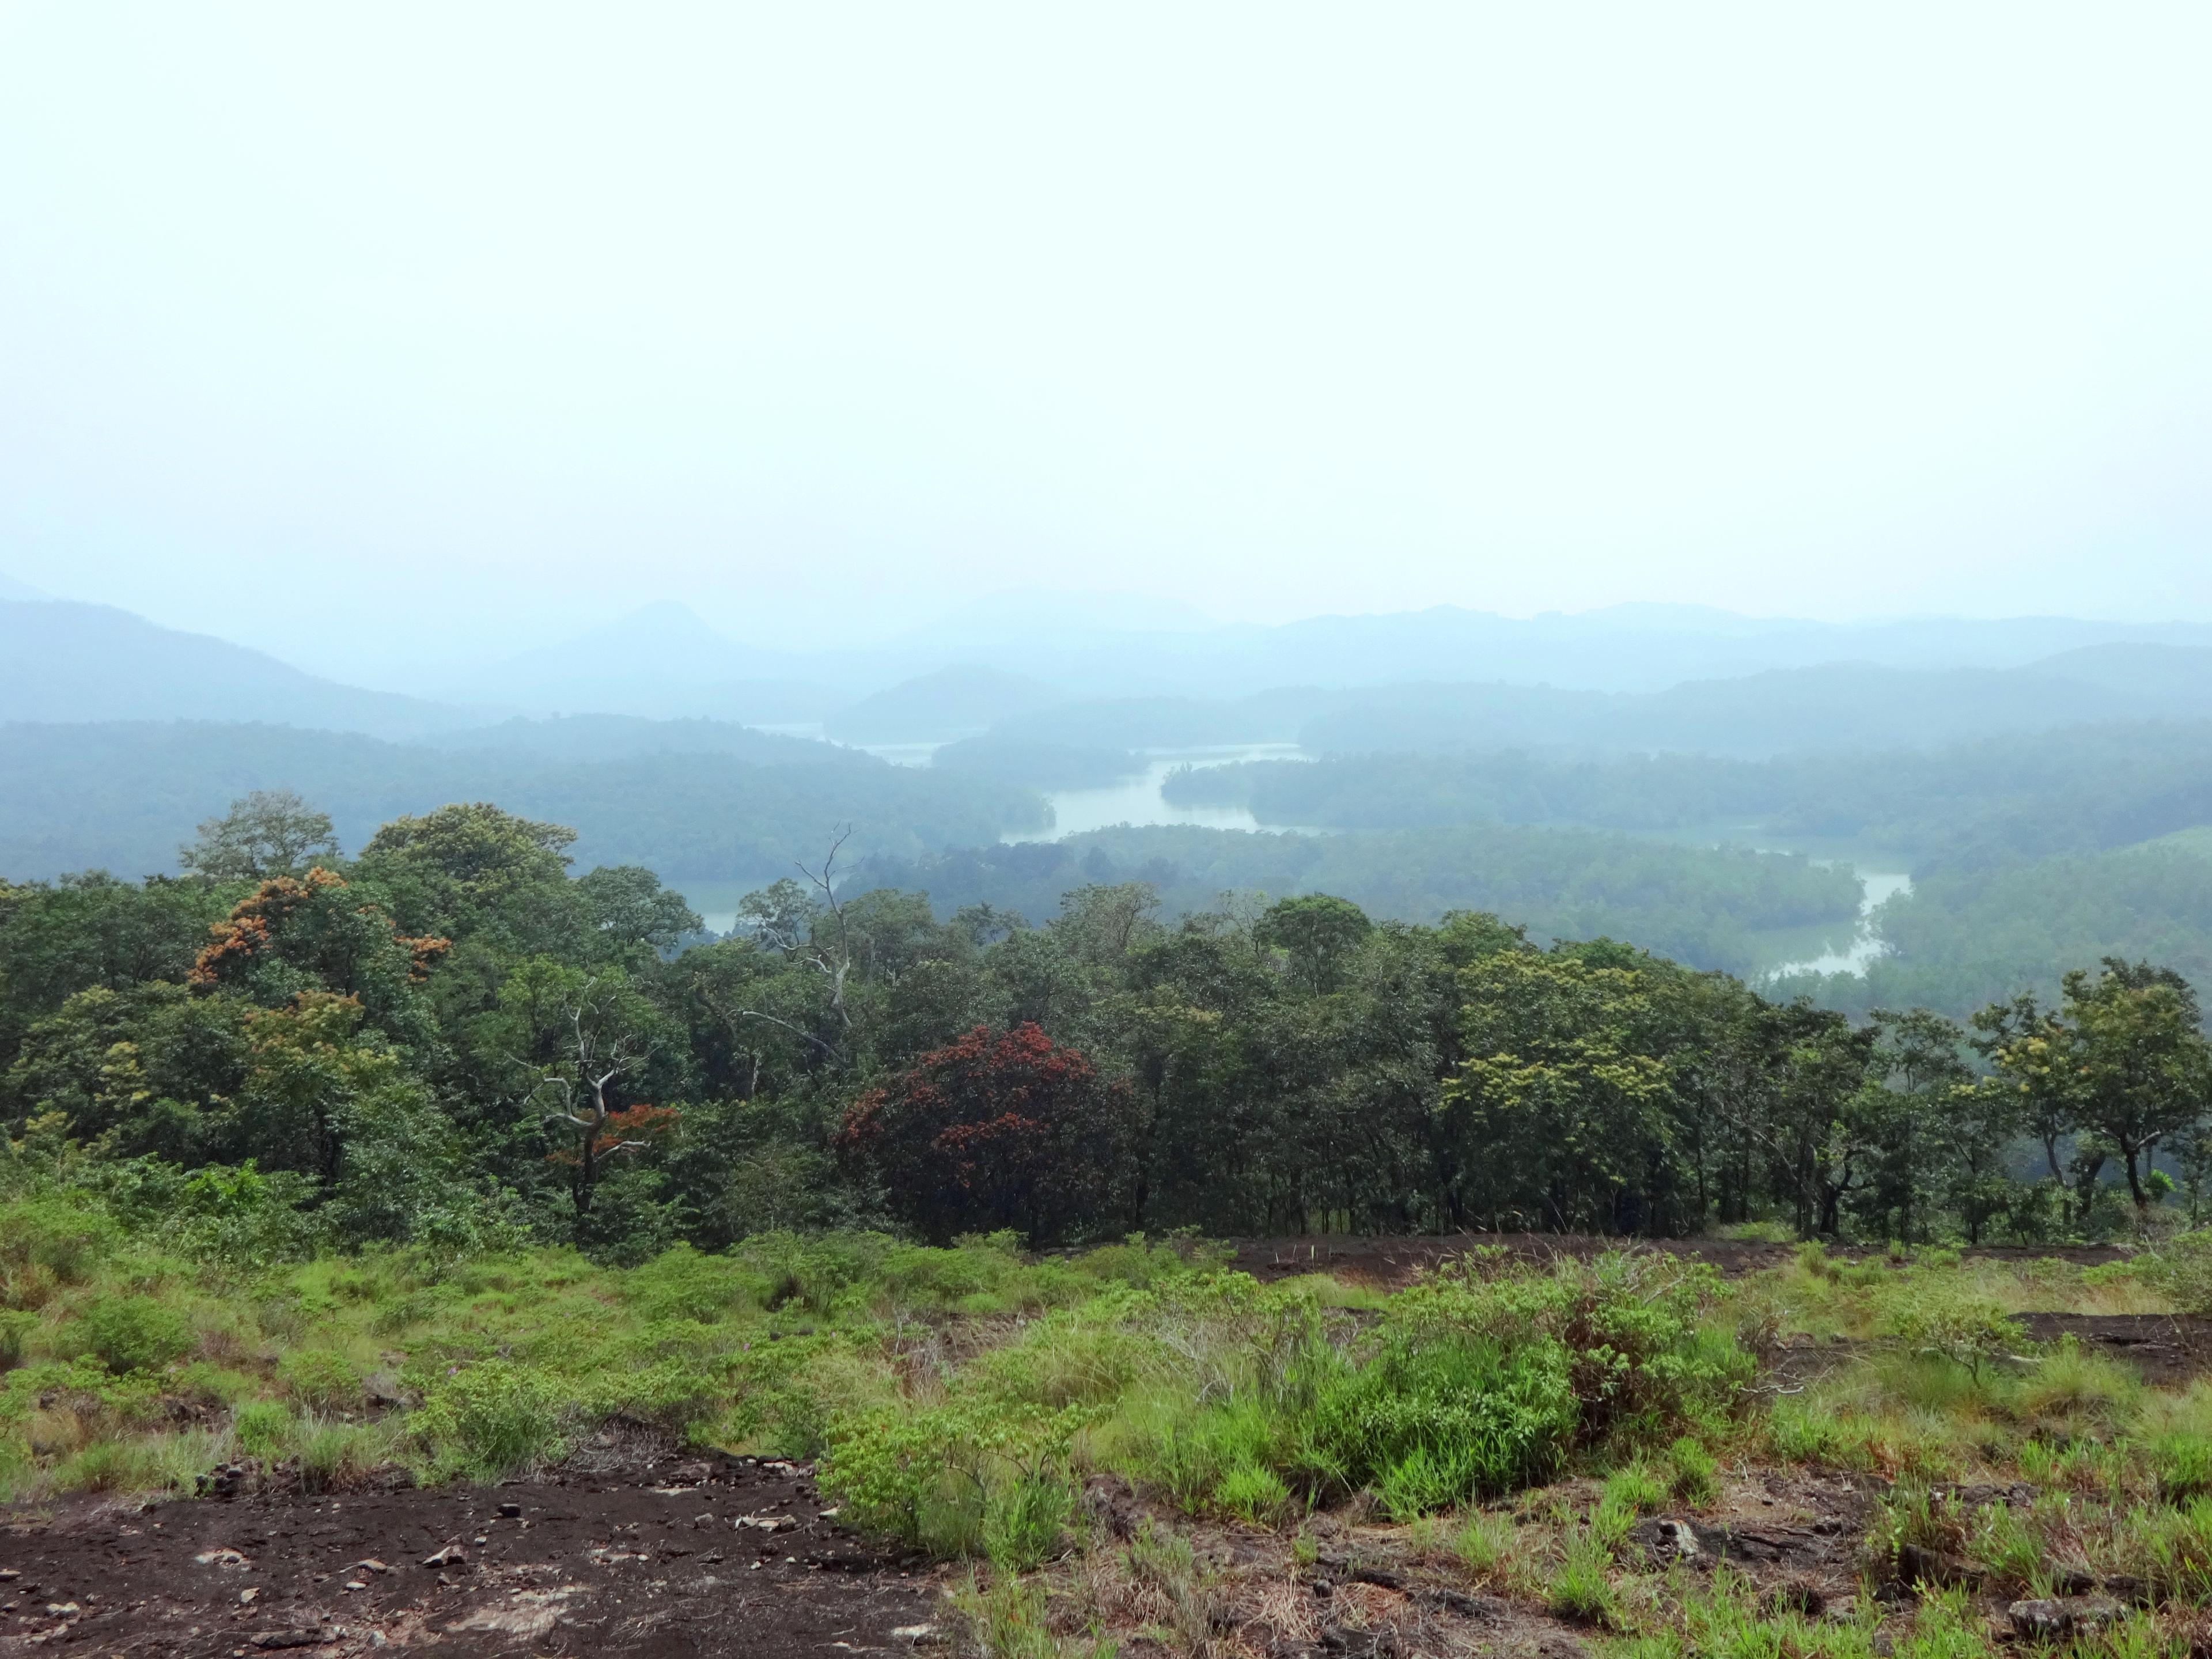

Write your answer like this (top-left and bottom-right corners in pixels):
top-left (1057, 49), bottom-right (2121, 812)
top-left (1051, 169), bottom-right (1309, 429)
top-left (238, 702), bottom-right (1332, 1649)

top-left (1454, 1512), bottom-right (1517, 1586)
top-left (2134, 1229), bottom-right (2212, 1314)
top-left (1302, 1333), bottom-right (1575, 1514)
top-left (1549, 1531), bottom-right (1617, 1624)
top-left (0, 1310), bottom-right (39, 1369)
top-left (1668, 1436), bottom-right (1719, 1506)
top-left (276, 1347), bottom-right (362, 1412)
top-left (984, 1467), bottom-right (1073, 1570)
top-left (54, 1436), bottom-right (166, 1494)
top-left (415, 1361), bottom-right (566, 1479)
top-left (1881, 1282), bottom-right (2016, 1378)
top-left (1213, 1461), bottom-right (1291, 1526)
top-left (233, 1400), bottom-right (294, 1461)
top-left (0, 1197), bottom-right (118, 1294)
top-left (77, 1294), bottom-right (191, 1375)
top-left (1603, 1461), bottom-right (1669, 1518)
top-left (821, 1399), bottom-right (1081, 1559)
top-left (297, 1418), bottom-right (387, 1493)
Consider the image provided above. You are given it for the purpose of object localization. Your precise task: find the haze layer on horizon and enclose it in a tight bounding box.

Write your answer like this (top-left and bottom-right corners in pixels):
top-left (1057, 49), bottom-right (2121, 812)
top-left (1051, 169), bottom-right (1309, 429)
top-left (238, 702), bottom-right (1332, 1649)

top-left (2, 3), bottom-right (2209, 685)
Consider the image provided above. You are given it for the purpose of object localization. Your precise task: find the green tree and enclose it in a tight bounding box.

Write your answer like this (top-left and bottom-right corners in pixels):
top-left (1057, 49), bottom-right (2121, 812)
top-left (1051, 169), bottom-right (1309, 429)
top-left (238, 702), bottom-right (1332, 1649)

top-left (1439, 950), bottom-right (1676, 1233)
top-left (179, 790), bottom-right (338, 881)
top-left (1849, 1008), bottom-right (1973, 1244)
top-left (1257, 893), bottom-right (1373, 995)
top-left (1975, 959), bottom-right (2212, 1228)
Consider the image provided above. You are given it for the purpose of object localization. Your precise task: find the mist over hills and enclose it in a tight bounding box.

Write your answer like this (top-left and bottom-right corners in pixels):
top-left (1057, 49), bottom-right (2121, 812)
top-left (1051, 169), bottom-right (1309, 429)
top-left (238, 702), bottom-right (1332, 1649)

top-left (968, 650), bottom-right (2212, 763)
top-left (0, 718), bottom-right (1046, 884)
top-left (425, 594), bottom-right (2212, 716)
top-left (434, 600), bottom-right (840, 724)
top-left (16, 577), bottom-right (2212, 749)
top-left (9, 575), bottom-right (2212, 1017)
top-left (0, 601), bottom-right (478, 739)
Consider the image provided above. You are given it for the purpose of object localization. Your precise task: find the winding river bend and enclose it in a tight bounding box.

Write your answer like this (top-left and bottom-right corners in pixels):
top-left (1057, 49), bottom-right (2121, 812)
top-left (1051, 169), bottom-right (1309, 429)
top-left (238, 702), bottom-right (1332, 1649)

top-left (1004, 744), bottom-right (1306, 842)
top-left (1767, 868), bottom-right (1912, 979)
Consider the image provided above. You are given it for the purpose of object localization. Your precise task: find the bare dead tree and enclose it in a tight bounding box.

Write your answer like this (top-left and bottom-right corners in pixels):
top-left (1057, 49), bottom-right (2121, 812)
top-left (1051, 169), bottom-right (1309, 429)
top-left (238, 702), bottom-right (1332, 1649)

top-left (702, 829), bottom-right (861, 1078)
top-left (524, 977), bottom-right (654, 1216)
top-left (794, 826), bottom-right (856, 1036)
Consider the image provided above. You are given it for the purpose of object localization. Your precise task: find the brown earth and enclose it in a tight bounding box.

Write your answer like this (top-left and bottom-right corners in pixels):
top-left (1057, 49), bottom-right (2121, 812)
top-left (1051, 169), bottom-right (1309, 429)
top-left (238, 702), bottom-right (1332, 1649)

top-left (0, 1237), bottom-right (2175, 1658)
top-left (0, 1425), bottom-right (938, 1658)
top-left (1228, 1234), bottom-right (2137, 1287)
top-left (2008, 1313), bottom-right (2212, 1388)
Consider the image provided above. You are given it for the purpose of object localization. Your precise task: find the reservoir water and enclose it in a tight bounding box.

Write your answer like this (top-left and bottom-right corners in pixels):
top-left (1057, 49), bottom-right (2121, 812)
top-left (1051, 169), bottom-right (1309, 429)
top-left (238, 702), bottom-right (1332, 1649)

top-left (1766, 868), bottom-right (1912, 979)
top-left (1005, 744), bottom-right (1309, 842)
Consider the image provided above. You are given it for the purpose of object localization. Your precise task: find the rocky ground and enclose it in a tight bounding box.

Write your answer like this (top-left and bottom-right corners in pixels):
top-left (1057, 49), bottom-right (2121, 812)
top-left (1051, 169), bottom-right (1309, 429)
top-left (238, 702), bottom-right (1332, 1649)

top-left (0, 1425), bottom-right (937, 1657)
top-left (0, 1240), bottom-right (2188, 1658)
top-left (1226, 1234), bottom-right (2137, 1287)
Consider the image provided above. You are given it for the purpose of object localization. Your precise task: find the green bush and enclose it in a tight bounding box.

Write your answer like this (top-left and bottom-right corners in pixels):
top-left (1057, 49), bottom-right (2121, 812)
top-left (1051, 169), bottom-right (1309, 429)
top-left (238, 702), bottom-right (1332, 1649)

top-left (2137, 1230), bottom-right (2212, 1315)
top-left (1668, 1436), bottom-right (1719, 1506)
top-left (984, 1467), bottom-right (1073, 1570)
top-left (77, 1294), bottom-right (191, 1374)
top-left (415, 1361), bottom-right (566, 1479)
top-left (0, 1196), bottom-right (118, 1290)
top-left (1549, 1531), bottom-right (1617, 1624)
top-left (1309, 1331), bottom-right (1575, 1513)
top-left (1213, 1460), bottom-right (1291, 1525)
top-left (821, 1399), bottom-right (1082, 1559)
top-left (1601, 1461), bottom-right (1669, 1518)
top-left (233, 1399), bottom-right (294, 1461)
top-left (276, 1347), bottom-right (362, 1412)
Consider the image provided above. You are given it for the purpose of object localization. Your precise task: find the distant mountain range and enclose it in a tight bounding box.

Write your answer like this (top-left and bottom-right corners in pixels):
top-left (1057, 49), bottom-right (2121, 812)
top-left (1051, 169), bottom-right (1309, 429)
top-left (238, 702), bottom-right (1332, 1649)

top-left (434, 596), bottom-right (2212, 714)
top-left (0, 717), bottom-right (1046, 884)
top-left (0, 601), bottom-right (479, 740)
top-left (11, 577), bottom-right (2212, 755)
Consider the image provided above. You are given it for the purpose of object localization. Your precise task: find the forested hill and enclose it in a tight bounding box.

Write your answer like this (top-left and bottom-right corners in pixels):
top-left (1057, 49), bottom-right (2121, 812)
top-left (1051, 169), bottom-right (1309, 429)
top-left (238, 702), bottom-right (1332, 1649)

top-left (1776, 835), bottom-right (2212, 1022)
top-left (1163, 721), bottom-right (2212, 874)
top-left (851, 822), bottom-right (1859, 978)
top-left (0, 720), bottom-right (1047, 883)
top-left (1, 796), bottom-right (2199, 1256)
top-left (0, 601), bottom-right (474, 738)
top-left (978, 652), bottom-right (2212, 761)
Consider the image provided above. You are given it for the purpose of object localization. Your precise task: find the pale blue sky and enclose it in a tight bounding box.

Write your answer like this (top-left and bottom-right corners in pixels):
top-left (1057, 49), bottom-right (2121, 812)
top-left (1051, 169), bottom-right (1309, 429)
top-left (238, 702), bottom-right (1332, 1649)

top-left (2, 3), bottom-right (2208, 685)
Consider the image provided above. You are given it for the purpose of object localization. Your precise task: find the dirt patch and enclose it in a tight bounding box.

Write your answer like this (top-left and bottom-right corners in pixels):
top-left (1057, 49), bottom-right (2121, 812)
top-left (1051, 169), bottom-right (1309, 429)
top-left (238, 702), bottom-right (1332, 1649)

top-left (1228, 1234), bottom-right (1794, 1286)
top-left (2009, 1313), bottom-right (2212, 1387)
top-left (0, 1426), bottom-right (938, 1657)
top-left (1229, 1235), bottom-right (2139, 1289)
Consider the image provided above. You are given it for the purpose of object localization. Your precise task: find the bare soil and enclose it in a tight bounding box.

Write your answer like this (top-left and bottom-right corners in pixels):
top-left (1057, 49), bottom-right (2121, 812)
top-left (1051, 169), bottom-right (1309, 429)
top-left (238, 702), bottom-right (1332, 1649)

top-left (1229, 1234), bottom-right (2136, 1287)
top-left (0, 1238), bottom-right (2174, 1658)
top-left (2008, 1313), bottom-right (2212, 1387)
top-left (0, 1425), bottom-right (937, 1658)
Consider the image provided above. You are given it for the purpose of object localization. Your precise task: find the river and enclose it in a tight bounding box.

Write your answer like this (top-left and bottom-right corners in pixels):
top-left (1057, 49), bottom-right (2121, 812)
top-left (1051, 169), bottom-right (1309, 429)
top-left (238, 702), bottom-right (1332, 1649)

top-left (1003, 744), bottom-right (1309, 842)
top-left (1766, 868), bottom-right (1912, 979)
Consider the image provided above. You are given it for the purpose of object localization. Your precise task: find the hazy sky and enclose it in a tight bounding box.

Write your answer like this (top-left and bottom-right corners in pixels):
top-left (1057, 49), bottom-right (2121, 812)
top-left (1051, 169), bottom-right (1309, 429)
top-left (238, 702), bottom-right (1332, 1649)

top-left (2, 3), bottom-right (2209, 684)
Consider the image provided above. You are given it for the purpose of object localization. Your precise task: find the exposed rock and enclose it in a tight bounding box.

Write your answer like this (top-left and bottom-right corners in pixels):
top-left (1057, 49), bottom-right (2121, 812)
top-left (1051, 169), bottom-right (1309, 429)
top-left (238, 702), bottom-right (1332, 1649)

top-left (1760, 1580), bottom-right (1827, 1617)
top-left (1419, 1588), bottom-right (1505, 1619)
top-left (1630, 1515), bottom-right (1790, 1569)
top-left (1320, 1626), bottom-right (1402, 1658)
top-left (1898, 1543), bottom-right (1980, 1589)
top-left (2010, 1596), bottom-right (2124, 1642)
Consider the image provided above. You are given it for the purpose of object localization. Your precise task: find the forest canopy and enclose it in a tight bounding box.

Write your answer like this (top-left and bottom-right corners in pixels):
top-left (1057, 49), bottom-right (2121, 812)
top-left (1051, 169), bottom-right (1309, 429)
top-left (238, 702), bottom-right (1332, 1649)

top-left (1, 793), bottom-right (2203, 1273)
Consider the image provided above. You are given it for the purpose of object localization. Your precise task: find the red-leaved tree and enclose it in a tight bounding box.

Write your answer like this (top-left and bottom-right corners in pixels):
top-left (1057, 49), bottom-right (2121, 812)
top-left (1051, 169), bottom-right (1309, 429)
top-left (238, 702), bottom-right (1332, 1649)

top-left (836, 1024), bottom-right (1141, 1245)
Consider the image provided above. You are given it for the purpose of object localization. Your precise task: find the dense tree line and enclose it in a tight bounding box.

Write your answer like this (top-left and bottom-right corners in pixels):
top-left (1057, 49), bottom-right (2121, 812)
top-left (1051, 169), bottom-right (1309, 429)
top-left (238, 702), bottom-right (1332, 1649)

top-left (1164, 722), bottom-right (2212, 876)
top-left (1778, 838), bottom-right (2212, 1023)
top-left (0, 719), bottom-right (1047, 884)
top-left (2, 793), bottom-right (2205, 1262)
top-left (853, 823), bottom-right (1859, 979)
